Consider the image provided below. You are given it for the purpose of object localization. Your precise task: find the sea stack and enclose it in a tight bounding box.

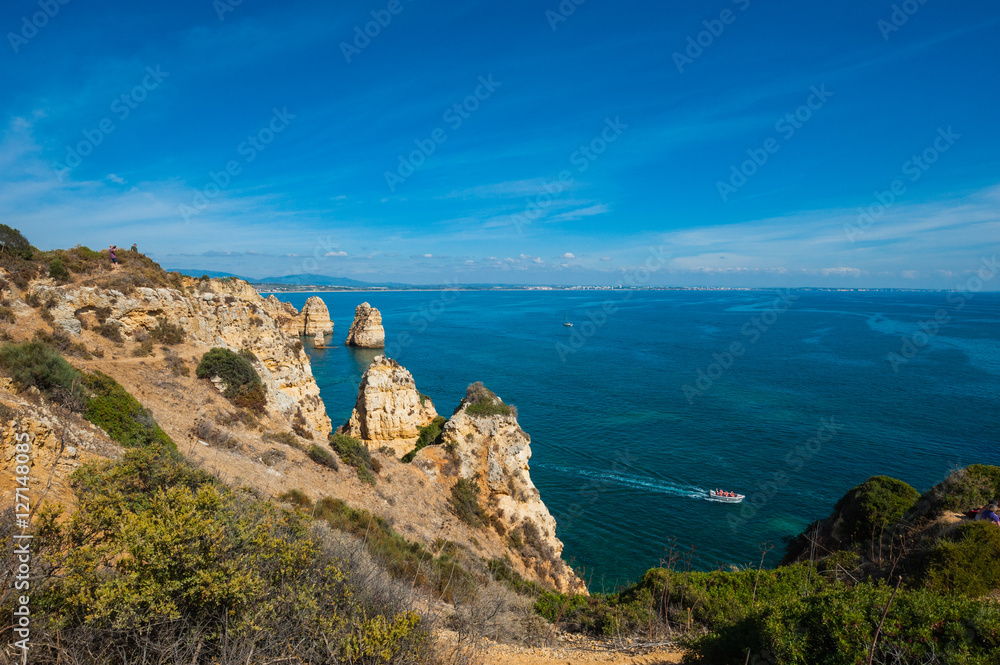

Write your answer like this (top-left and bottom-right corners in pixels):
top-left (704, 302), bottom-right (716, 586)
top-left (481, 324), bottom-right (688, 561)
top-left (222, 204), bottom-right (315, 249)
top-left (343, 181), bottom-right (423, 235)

top-left (345, 302), bottom-right (385, 348)
top-left (312, 330), bottom-right (325, 348)
top-left (341, 355), bottom-right (438, 456)
top-left (299, 296), bottom-right (333, 336)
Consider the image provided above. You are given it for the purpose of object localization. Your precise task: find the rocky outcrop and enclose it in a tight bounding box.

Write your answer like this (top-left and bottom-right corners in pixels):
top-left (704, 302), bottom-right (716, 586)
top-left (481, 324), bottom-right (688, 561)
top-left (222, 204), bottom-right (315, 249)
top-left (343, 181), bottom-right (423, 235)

top-left (313, 330), bottom-right (326, 348)
top-left (279, 295), bottom-right (333, 337)
top-left (345, 302), bottom-right (385, 348)
top-left (27, 278), bottom-right (332, 438)
top-left (0, 390), bottom-right (121, 512)
top-left (342, 356), bottom-right (437, 456)
top-left (414, 383), bottom-right (585, 594)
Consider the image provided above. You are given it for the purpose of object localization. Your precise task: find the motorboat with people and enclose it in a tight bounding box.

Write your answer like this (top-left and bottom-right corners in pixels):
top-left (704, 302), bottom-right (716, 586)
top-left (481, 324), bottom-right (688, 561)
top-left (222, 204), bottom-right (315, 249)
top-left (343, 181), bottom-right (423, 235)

top-left (708, 489), bottom-right (745, 503)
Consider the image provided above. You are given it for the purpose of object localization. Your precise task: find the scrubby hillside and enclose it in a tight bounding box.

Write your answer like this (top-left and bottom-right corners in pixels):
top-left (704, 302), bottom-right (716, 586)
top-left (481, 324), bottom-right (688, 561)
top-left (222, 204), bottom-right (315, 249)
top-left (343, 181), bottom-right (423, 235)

top-left (0, 229), bottom-right (596, 663)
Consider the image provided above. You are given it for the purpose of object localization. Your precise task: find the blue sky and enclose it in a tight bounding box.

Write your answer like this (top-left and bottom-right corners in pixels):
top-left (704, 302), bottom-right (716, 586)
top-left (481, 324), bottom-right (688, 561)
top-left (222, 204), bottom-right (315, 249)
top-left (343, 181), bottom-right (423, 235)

top-left (3, 0), bottom-right (998, 287)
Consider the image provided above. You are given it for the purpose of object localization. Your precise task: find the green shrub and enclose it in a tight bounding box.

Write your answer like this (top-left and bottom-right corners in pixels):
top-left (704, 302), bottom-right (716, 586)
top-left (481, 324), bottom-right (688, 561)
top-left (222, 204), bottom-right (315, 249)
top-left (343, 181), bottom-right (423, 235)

top-left (450, 477), bottom-right (486, 528)
top-left (930, 465), bottom-right (1000, 513)
top-left (265, 431), bottom-right (304, 449)
top-left (0, 340), bottom-right (85, 406)
top-left (27, 449), bottom-right (430, 664)
top-left (463, 382), bottom-right (512, 418)
top-left (330, 433), bottom-right (381, 485)
top-left (307, 444), bottom-right (339, 470)
top-left (278, 488), bottom-right (312, 508)
top-left (0, 223), bottom-right (34, 260)
top-left (924, 521), bottom-right (1000, 597)
top-left (686, 583), bottom-right (1000, 665)
top-left (833, 475), bottom-right (920, 543)
top-left (82, 371), bottom-right (175, 451)
top-left (48, 257), bottom-right (69, 281)
top-left (401, 416), bottom-right (447, 462)
top-left (149, 317), bottom-right (184, 344)
top-left (196, 347), bottom-right (267, 412)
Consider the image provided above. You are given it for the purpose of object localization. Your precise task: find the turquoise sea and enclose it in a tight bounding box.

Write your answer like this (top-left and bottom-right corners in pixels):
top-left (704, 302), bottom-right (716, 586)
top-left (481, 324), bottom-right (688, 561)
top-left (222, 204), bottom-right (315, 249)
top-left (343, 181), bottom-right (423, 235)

top-left (274, 289), bottom-right (1000, 588)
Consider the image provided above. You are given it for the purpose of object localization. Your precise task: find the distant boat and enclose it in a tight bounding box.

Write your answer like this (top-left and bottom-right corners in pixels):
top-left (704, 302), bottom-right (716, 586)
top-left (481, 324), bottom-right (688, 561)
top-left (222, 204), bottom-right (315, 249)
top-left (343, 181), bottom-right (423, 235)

top-left (563, 310), bottom-right (573, 326)
top-left (707, 490), bottom-right (744, 503)
top-left (563, 321), bottom-right (573, 327)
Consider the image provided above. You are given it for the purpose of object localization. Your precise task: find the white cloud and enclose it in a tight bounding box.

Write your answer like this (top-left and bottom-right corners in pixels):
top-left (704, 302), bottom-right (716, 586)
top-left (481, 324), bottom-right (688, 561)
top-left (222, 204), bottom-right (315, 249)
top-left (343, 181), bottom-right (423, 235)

top-left (901, 270), bottom-right (919, 279)
top-left (324, 250), bottom-right (348, 257)
top-left (106, 174), bottom-right (125, 184)
top-left (562, 252), bottom-right (575, 259)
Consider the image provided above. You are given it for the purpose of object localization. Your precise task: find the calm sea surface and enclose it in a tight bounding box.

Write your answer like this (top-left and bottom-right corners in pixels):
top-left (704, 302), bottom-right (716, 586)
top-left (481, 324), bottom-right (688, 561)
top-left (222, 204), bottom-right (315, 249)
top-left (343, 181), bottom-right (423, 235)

top-left (274, 290), bottom-right (1000, 587)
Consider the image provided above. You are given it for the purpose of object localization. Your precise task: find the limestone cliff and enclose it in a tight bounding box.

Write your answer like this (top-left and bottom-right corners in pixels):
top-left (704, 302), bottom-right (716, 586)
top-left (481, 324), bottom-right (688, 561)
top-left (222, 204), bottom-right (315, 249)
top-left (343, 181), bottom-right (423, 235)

top-left (414, 383), bottom-right (586, 594)
top-left (27, 278), bottom-right (332, 438)
top-left (341, 356), bottom-right (438, 456)
top-left (345, 302), bottom-right (385, 348)
top-left (0, 386), bottom-right (121, 512)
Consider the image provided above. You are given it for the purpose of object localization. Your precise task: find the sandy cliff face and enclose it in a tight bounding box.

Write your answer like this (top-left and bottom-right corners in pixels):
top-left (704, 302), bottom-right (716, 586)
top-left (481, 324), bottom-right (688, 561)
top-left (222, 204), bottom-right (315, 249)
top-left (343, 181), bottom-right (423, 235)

top-left (415, 386), bottom-right (586, 594)
top-left (27, 278), bottom-right (332, 438)
top-left (341, 356), bottom-right (438, 456)
top-left (0, 387), bottom-right (121, 512)
top-left (345, 302), bottom-right (385, 348)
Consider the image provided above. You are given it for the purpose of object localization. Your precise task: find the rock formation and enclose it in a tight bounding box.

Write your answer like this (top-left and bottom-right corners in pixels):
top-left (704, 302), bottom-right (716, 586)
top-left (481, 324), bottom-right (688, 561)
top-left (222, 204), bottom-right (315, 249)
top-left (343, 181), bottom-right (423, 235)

top-left (270, 295), bottom-right (333, 338)
top-left (414, 383), bottom-right (586, 594)
top-left (313, 330), bottom-right (325, 348)
top-left (27, 278), bottom-right (332, 438)
top-left (345, 302), bottom-right (385, 348)
top-left (342, 356), bottom-right (438, 456)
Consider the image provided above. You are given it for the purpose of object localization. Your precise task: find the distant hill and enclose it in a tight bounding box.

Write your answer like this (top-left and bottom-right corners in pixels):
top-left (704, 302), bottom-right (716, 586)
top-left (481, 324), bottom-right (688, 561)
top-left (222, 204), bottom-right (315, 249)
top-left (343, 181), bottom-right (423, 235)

top-left (168, 269), bottom-right (254, 281)
top-left (254, 273), bottom-right (378, 287)
top-left (167, 270), bottom-right (414, 288)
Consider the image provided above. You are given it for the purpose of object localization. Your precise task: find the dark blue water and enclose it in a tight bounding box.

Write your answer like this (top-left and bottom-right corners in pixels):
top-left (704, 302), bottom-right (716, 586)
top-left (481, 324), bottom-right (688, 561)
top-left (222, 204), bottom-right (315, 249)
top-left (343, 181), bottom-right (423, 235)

top-left (274, 290), bottom-right (1000, 587)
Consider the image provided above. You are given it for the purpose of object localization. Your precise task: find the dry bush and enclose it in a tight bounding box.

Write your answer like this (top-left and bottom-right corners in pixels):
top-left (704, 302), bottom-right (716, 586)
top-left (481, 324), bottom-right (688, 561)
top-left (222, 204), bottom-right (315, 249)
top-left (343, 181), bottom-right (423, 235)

top-left (191, 420), bottom-right (239, 450)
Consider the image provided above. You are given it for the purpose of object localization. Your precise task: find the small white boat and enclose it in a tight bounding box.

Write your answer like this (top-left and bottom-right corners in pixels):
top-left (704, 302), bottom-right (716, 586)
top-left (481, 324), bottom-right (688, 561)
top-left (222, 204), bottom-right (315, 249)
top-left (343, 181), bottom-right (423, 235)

top-left (563, 322), bottom-right (573, 327)
top-left (708, 490), bottom-right (745, 503)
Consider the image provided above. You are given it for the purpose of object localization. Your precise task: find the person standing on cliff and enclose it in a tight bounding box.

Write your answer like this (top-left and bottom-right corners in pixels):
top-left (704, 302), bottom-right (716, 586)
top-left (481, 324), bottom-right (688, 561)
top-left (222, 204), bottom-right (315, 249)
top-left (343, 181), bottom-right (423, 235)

top-left (130, 243), bottom-right (138, 253)
top-left (109, 245), bottom-right (119, 271)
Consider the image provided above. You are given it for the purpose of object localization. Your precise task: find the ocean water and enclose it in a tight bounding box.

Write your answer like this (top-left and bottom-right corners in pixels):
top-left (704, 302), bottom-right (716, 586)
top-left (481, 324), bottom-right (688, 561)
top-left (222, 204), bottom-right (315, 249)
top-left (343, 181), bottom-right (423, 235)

top-left (275, 289), bottom-right (1000, 587)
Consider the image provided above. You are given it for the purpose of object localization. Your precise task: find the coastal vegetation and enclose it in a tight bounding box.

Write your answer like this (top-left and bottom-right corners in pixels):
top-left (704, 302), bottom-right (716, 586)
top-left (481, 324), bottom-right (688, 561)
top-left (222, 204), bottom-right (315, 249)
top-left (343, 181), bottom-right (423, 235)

top-left (402, 415), bottom-right (447, 462)
top-left (196, 346), bottom-right (267, 412)
top-left (330, 432), bottom-right (382, 484)
top-left (464, 381), bottom-right (513, 418)
top-left (450, 477), bottom-right (487, 528)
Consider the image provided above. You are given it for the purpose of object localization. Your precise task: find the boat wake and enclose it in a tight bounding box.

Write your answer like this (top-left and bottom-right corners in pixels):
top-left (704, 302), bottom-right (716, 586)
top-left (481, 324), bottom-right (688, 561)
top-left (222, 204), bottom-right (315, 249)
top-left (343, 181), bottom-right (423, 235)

top-left (536, 464), bottom-right (708, 500)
